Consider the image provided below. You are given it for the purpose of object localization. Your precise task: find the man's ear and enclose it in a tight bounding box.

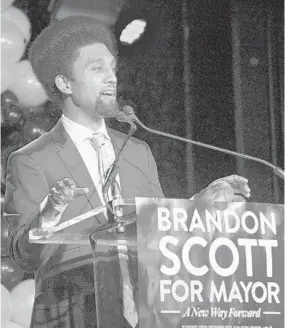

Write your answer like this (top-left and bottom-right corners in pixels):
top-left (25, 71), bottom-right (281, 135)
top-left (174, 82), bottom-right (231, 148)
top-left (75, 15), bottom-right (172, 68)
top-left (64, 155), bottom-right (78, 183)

top-left (55, 75), bottom-right (72, 95)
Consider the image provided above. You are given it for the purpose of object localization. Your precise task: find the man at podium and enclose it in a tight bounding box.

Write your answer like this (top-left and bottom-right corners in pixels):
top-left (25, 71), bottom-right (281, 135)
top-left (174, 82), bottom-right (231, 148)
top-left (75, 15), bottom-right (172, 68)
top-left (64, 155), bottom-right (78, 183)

top-left (4, 16), bottom-right (250, 328)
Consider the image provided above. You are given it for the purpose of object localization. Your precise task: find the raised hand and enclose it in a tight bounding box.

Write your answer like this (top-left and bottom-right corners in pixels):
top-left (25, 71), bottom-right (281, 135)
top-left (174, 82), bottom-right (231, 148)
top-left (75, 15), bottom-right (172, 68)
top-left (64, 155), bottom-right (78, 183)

top-left (194, 175), bottom-right (251, 203)
top-left (48, 177), bottom-right (89, 207)
top-left (40, 178), bottom-right (89, 229)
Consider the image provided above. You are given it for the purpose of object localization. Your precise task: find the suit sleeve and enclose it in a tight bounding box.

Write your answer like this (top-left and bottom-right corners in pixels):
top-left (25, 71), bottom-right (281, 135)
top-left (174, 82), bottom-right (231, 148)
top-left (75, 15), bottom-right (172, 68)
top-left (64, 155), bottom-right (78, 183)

top-left (4, 151), bottom-right (49, 272)
top-left (145, 145), bottom-right (164, 198)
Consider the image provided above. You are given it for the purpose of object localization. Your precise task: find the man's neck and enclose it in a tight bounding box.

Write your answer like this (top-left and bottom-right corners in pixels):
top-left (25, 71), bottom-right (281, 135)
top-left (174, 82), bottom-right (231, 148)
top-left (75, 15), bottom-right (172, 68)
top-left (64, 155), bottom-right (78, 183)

top-left (62, 99), bottom-right (104, 131)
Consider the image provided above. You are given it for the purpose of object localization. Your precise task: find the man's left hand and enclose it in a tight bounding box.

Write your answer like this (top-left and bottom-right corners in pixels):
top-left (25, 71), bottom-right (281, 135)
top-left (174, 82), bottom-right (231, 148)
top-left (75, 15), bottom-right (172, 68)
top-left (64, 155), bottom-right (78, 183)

top-left (194, 174), bottom-right (251, 203)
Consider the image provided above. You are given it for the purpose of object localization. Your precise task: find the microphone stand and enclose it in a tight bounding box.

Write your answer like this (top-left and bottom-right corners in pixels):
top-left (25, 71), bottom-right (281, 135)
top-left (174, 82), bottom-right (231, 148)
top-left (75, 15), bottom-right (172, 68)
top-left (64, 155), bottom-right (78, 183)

top-left (102, 120), bottom-right (137, 223)
top-left (119, 107), bottom-right (285, 181)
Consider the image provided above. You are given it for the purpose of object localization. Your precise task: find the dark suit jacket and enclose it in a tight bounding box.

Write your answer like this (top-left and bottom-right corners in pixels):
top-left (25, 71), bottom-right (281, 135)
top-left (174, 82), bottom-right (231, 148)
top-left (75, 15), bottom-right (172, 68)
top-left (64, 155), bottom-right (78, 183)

top-left (4, 119), bottom-right (164, 327)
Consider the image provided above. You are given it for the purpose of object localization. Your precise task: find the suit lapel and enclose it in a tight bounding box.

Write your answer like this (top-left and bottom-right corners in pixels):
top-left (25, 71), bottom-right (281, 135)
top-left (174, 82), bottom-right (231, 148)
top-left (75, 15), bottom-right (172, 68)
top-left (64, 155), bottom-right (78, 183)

top-left (51, 121), bottom-right (138, 210)
top-left (107, 127), bottom-right (135, 198)
top-left (107, 127), bottom-right (123, 158)
top-left (51, 120), bottom-right (101, 210)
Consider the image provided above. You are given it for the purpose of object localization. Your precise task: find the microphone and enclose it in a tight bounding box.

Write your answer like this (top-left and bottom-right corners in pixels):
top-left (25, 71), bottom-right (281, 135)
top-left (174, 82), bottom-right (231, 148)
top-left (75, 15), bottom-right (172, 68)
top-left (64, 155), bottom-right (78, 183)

top-left (116, 110), bottom-right (137, 129)
top-left (120, 105), bottom-right (285, 180)
top-left (102, 112), bottom-right (137, 218)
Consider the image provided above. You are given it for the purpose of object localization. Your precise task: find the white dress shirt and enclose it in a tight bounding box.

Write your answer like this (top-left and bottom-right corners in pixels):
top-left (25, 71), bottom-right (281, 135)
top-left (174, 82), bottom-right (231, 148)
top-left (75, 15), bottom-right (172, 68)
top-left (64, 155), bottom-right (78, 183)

top-left (61, 114), bottom-right (120, 204)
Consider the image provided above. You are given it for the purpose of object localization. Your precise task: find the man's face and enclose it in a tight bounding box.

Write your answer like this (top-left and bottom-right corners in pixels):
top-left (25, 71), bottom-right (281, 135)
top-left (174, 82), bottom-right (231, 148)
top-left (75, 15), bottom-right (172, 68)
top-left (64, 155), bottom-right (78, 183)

top-left (69, 42), bottom-right (117, 118)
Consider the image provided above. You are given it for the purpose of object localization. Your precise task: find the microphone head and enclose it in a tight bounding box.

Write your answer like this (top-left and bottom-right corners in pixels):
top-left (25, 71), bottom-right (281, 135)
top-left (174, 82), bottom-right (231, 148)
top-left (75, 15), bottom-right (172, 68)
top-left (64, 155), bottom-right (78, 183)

top-left (115, 111), bottom-right (126, 122)
top-left (122, 105), bottom-right (134, 116)
top-left (115, 109), bottom-right (137, 131)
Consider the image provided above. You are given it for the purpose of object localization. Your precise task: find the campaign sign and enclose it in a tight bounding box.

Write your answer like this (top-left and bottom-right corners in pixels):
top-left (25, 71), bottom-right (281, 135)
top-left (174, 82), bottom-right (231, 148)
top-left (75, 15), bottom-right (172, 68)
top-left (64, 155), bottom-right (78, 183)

top-left (135, 198), bottom-right (284, 328)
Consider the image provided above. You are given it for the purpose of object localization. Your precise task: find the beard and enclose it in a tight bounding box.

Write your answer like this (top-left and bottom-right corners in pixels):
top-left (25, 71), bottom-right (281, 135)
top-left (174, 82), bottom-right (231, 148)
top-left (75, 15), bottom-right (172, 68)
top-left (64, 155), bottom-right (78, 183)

top-left (93, 96), bottom-right (120, 118)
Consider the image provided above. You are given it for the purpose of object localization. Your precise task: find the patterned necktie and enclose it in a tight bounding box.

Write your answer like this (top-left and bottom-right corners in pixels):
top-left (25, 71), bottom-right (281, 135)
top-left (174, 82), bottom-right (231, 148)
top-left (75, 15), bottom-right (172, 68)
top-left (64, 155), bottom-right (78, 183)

top-left (118, 240), bottom-right (138, 328)
top-left (90, 132), bottom-right (114, 204)
top-left (90, 133), bottom-right (108, 186)
top-left (91, 133), bottom-right (122, 204)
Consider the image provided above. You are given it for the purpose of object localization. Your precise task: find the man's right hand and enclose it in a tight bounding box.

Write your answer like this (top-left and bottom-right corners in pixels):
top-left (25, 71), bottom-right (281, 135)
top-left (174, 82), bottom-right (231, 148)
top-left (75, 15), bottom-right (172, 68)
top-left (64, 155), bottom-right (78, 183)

top-left (48, 177), bottom-right (89, 207)
top-left (40, 178), bottom-right (89, 229)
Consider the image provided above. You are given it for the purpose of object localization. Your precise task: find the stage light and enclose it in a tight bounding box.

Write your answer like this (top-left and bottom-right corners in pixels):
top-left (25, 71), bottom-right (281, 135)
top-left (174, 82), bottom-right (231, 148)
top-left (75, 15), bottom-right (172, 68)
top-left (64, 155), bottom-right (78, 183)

top-left (119, 19), bottom-right (147, 45)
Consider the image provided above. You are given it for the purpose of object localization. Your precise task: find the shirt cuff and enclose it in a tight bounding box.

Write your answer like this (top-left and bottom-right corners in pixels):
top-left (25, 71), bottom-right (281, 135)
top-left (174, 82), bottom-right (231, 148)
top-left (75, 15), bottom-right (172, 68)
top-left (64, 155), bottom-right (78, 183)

top-left (39, 195), bottom-right (68, 229)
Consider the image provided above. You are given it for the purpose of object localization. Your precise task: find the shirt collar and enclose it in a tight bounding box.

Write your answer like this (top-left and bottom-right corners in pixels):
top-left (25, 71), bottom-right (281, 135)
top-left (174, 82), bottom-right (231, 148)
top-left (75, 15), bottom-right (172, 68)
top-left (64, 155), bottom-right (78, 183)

top-left (61, 114), bottom-right (110, 145)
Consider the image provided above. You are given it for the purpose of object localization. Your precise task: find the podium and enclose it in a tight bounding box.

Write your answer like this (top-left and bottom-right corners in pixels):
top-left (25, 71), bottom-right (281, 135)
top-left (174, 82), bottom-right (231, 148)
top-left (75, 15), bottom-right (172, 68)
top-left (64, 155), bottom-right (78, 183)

top-left (29, 197), bottom-right (139, 328)
top-left (29, 198), bottom-right (284, 328)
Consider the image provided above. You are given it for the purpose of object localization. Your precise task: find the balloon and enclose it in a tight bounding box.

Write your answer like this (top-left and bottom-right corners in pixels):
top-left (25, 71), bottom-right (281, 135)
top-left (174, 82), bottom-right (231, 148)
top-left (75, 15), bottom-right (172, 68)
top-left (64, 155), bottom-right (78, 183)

top-left (1, 20), bottom-right (26, 65)
top-left (0, 0), bottom-right (14, 11)
top-left (1, 217), bottom-right (9, 257)
top-left (1, 257), bottom-right (25, 291)
top-left (1, 284), bottom-right (12, 327)
top-left (10, 60), bottom-right (48, 107)
top-left (1, 91), bottom-right (24, 126)
top-left (11, 279), bottom-right (35, 328)
top-left (1, 7), bottom-right (31, 43)
top-left (1, 65), bottom-right (13, 93)
top-left (3, 103), bottom-right (25, 126)
top-left (6, 322), bottom-right (25, 328)
top-left (1, 90), bottom-right (18, 104)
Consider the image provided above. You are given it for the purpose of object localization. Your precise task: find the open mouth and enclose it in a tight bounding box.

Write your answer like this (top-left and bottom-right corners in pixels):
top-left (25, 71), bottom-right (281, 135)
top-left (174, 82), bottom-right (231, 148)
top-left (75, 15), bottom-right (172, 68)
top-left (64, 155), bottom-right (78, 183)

top-left (101, 90), bottom-right (116, 97)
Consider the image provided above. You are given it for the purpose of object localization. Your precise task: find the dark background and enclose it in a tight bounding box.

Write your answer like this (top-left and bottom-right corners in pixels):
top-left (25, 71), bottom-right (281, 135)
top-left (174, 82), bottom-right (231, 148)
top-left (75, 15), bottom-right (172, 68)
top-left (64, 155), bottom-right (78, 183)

top-left (1, 0), bottom-right (284, 203)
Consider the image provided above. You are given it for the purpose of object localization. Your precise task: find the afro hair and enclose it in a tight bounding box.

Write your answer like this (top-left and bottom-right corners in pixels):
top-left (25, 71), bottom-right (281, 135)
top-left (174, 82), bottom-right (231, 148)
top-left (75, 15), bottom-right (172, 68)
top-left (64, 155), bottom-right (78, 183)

top-left (29, 15), bottom-right (117, 103)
